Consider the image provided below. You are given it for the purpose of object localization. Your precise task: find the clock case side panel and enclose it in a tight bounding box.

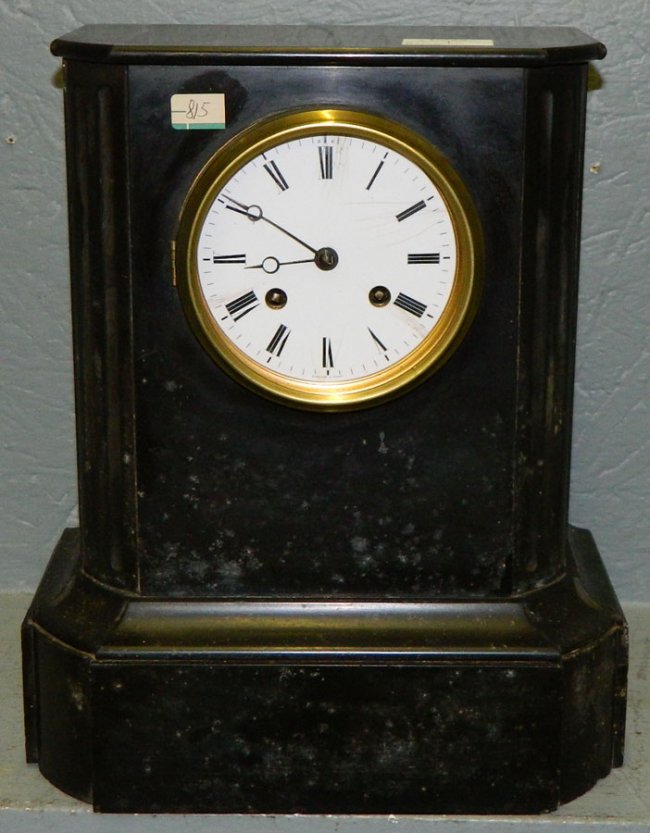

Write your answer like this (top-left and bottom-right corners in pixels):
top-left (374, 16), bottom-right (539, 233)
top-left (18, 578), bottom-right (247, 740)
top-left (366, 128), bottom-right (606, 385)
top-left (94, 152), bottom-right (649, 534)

top-left (513, 63), bottom-right (590, 593)
top-left (62, 60), bottom-right (138, 591)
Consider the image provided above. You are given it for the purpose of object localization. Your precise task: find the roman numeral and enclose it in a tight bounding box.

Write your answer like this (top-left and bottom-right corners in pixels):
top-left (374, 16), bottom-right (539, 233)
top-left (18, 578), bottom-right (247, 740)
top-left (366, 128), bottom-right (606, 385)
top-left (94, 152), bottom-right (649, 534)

top-left (394, 292), bottom-right (427, 318)
top-left (263, 159), bottom-right (289, 191)
top-left (213, 253), bottom-right (246, 264)
top-left (366, 153), bottom-right (388, 190)
top-left (408, 253), bottom-right (440, 264)
top-left (396, 200), bottom-right (426, 222)
top-left (267, 324), bottom-right (291, 357)
top-left (225, 290), bottom-right (259, 321)
top-left (319, 146), bottom-right (333, 179)
top-left (322, 337), bottom-right (334, 368)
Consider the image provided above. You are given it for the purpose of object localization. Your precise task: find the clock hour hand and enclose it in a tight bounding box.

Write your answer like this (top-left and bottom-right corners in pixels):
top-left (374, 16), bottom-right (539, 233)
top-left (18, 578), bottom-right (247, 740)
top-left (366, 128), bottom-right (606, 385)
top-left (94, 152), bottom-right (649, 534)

top-left (223, 195), bottom-right (319, 255)
top-left (246, 256), bottom-right (315, 274)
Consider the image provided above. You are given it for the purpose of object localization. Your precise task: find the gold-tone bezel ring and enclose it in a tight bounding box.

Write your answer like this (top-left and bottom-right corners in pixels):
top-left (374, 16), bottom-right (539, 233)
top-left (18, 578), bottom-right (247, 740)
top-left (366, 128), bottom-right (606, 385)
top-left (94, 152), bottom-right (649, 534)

top-left (174, 108), bottom-right (484, 411)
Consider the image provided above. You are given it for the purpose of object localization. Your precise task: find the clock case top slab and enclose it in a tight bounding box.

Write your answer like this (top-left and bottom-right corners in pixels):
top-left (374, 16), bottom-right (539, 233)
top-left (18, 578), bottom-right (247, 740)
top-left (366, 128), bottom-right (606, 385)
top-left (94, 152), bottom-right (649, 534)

top-left (51, 24), bottom-right (605, 65)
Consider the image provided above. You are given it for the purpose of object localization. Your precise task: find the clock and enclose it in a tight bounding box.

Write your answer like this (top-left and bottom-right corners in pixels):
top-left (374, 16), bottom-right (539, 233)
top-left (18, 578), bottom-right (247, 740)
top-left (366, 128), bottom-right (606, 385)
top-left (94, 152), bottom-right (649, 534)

top-left (173, 108), bottom-right (482, 409)
top-left (23, 25), bottom-right (627, 815)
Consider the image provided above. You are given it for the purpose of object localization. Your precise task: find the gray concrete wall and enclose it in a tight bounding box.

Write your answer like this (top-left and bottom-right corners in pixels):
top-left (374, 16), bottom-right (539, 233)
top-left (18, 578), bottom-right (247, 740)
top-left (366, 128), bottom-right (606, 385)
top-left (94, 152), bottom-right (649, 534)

top-left (1, 1), bottom-right (648, 599)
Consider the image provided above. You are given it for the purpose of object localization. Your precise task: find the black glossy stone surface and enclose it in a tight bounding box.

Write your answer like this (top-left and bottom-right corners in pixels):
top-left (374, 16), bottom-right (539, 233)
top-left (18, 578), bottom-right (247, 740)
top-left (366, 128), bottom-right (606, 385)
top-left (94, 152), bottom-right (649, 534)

top-left (23, 527), bottom-right (627, 812)
top-left (93, 662), bottom-right (561, 813)
top-left (22, 27), bottom-right (627, 815)
top-left (51, 24), bottom-right (606, 66)
top-left (128, 64), bottom-right (521, 597)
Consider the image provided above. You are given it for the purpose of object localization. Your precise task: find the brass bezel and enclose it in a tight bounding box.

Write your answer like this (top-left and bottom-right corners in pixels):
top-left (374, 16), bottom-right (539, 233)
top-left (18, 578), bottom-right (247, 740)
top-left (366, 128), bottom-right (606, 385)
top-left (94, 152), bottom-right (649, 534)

top-left (174, 108), bottom-right (484, 411)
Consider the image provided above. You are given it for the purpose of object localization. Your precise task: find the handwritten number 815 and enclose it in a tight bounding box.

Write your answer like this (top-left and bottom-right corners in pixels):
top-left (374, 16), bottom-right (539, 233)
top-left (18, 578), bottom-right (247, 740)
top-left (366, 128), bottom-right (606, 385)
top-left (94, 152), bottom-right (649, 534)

top-left (186, 99), bottom-right (210, 120)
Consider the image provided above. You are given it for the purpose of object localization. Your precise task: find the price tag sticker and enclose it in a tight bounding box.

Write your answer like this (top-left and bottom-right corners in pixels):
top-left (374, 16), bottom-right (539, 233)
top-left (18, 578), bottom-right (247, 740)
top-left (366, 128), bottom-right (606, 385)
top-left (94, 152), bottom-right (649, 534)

top-left (170, 94), bottom-right (226, 130)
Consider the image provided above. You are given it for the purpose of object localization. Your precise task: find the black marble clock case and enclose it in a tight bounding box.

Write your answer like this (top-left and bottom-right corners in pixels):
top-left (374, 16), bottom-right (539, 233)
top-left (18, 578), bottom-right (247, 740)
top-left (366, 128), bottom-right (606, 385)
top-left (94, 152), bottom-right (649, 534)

top-left (23, 26), bottom-right (627, 813)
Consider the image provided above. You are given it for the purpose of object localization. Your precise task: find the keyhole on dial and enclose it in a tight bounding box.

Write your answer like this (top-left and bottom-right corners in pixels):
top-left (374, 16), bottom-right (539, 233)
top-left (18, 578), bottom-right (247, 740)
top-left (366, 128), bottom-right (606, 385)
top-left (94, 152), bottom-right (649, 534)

top-left (266, 288), bottom-right (287, 309)
top-left (369, 286), bottom-right (391, 306)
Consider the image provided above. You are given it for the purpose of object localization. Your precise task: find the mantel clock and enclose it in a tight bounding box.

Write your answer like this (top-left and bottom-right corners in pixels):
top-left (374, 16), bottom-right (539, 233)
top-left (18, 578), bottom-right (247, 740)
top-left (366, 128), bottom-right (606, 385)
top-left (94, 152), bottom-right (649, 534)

top-left (22, 25), bottom-right (628, 814)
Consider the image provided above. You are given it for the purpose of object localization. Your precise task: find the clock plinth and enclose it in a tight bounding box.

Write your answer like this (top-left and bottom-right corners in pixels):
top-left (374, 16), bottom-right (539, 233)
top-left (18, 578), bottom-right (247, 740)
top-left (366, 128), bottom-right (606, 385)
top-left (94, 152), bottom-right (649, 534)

top-left (23, 25), bottom-right (627, 813)
top-left (24, 526), bottom-right (626, 813)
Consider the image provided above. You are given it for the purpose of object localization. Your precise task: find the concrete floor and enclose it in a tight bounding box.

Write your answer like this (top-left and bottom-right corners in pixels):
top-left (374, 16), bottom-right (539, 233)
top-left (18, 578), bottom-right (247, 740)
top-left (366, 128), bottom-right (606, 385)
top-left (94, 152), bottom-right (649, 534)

top-left (1, 595), bottom-right (648, 832)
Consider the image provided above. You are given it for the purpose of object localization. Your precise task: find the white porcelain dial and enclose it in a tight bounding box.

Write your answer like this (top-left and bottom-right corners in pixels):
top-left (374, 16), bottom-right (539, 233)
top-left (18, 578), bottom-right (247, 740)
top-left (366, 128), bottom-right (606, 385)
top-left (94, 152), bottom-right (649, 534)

top-left (175, 110), bottom-right (482, 409)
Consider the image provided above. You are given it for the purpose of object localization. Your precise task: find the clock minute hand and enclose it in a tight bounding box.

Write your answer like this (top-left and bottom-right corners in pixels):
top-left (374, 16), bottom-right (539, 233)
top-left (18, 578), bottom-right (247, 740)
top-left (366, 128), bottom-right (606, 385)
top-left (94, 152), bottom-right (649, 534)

top-left (223, 195), bottom-right (319, 255)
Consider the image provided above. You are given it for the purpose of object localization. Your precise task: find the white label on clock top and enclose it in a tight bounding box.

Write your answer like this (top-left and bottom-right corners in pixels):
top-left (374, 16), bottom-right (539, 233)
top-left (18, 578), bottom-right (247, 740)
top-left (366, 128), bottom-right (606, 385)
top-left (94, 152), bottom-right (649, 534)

top-left (195, 133), bottom-right (458, 384)
top-left (401, 38), bottom-right (494, 47)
